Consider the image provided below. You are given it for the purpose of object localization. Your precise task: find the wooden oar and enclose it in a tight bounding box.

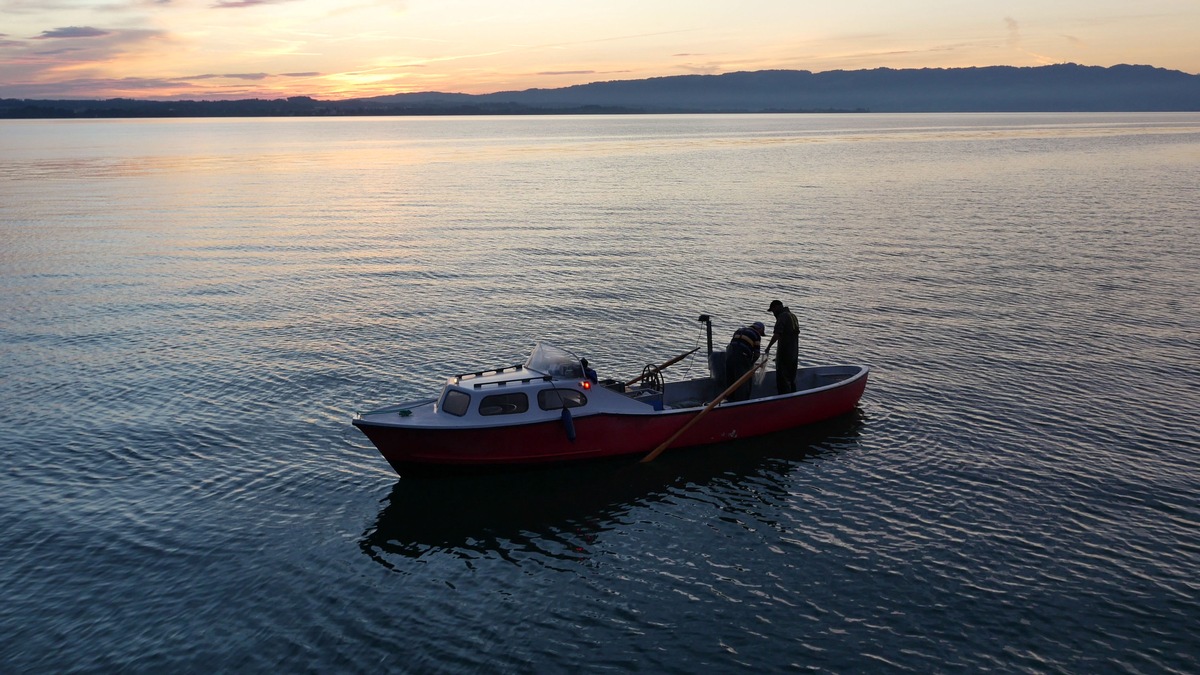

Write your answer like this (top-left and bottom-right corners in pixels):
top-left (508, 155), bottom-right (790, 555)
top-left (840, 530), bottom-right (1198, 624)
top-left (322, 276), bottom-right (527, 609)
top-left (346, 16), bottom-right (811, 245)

top-left (640, 347), bottom-right (771, 463)
top-left (624, 347), bottom-right (700, 387)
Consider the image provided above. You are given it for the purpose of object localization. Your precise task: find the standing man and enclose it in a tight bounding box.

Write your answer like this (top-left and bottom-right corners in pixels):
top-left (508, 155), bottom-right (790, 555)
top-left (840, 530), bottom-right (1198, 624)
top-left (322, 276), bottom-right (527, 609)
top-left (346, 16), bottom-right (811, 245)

top-left (766, 299), bottom-right (800, 395)
top-left (725, 321), bottom-right (765, 402)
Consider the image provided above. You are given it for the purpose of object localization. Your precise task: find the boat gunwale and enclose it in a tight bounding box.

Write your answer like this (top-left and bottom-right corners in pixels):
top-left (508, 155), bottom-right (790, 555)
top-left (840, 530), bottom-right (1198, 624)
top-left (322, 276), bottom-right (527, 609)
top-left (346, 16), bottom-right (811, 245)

top-left (352, 364), bottom-right (870, 430)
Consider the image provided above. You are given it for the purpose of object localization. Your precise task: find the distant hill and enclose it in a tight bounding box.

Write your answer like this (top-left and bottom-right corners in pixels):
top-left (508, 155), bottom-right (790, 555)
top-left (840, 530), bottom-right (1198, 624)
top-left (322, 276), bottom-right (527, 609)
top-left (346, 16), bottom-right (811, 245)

top-left (467, 64), bottom-right (1200, 113)
top-left (3, 64), bottom-right (1197, 118)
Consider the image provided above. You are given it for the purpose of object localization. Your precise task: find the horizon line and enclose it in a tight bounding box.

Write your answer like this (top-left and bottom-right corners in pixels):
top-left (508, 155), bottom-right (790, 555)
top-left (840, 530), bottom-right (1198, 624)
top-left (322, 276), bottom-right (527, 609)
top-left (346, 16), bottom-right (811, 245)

top-left (3, 62), bottom-right (1194, 104)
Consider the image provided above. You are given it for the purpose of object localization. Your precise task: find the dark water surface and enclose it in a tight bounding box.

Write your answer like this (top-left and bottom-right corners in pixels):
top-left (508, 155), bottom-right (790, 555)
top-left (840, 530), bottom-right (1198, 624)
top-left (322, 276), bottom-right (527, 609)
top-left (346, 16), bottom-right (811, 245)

top-left (2, 113), bottom-right (1198, 672)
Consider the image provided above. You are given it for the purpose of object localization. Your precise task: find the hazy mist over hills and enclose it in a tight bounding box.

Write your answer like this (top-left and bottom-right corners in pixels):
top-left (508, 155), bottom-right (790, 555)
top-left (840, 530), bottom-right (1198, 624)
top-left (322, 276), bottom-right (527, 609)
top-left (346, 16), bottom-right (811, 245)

top-left (3, 64), bottom-right (1197, 118)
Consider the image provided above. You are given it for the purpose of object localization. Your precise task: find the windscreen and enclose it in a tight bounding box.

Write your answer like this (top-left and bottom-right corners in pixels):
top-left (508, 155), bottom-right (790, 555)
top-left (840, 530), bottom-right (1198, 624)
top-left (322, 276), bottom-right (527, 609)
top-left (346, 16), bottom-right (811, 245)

top-left (523, 343), bottom-right (584, 380)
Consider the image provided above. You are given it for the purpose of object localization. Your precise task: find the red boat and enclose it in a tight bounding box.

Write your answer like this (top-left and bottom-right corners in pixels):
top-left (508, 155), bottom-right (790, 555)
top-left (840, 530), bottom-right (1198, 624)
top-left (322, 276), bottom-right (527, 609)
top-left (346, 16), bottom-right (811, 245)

top-left (353, 334), bottom-right (869, 474)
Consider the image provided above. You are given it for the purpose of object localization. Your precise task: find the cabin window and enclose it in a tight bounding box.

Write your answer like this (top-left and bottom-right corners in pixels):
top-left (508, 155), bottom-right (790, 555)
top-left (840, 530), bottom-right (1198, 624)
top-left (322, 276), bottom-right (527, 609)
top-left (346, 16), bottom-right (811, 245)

top-left (538, 389), bottom-right (587, 410)
top-left (441, 390), bottom-right (471, 417)
top-left (478, 392), bottom-right (529, 416)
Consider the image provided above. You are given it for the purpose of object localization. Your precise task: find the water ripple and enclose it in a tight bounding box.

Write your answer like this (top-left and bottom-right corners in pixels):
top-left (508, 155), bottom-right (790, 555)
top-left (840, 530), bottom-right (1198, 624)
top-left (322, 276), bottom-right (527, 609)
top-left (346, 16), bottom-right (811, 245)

top-left (3, 114), bottom-right (1199, 673)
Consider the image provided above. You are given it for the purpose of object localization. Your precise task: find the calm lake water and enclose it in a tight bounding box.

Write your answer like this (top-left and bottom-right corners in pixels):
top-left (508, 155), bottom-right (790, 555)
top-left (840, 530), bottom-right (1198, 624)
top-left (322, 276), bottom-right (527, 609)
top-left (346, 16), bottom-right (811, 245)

top-left (2, 113), bottom-right (1198, 673)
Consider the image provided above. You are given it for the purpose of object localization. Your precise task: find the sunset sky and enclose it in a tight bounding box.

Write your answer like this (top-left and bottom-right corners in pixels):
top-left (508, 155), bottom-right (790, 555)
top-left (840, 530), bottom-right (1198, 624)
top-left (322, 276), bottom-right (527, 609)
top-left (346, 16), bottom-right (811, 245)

top-left (2, 0), bottom-right (1197, 101)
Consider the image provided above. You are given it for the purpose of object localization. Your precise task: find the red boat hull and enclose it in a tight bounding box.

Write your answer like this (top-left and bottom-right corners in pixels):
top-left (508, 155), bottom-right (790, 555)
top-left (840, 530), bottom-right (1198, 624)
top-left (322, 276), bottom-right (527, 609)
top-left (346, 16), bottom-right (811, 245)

top-left (354, 369), bottom-right (867, 473)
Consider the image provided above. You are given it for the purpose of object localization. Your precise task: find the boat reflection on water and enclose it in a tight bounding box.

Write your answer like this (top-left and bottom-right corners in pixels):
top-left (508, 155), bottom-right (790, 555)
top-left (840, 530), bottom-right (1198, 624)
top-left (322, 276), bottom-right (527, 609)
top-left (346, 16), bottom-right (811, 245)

top-left (359, 411), bottom-right (866, 568)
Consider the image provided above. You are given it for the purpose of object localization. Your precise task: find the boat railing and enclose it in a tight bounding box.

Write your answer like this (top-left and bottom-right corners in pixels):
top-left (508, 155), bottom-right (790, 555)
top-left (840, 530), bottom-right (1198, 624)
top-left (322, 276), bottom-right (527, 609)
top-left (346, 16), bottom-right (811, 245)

top-left (452, 364), bottom-right (524, 382)
top-left (451, 365), bottom-right (554, 390)
top-left (467, 375), bottom-right (554, 390)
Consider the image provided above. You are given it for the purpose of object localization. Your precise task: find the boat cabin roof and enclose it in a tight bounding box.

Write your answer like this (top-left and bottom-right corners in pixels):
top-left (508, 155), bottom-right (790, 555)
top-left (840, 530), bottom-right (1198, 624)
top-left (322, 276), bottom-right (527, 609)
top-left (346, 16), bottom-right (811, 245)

top-left (425, 343), bottom-right (663, 421)
top-left (447, 343), bottom-right (584, 390)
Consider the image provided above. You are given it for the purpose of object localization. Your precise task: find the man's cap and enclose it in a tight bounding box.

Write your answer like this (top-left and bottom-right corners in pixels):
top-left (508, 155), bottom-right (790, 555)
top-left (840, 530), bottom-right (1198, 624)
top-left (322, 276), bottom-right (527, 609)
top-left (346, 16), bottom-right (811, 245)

top-left (751, 321), bottom-right (766, 336)
top-left (768, 299), bottom-right (784, 312)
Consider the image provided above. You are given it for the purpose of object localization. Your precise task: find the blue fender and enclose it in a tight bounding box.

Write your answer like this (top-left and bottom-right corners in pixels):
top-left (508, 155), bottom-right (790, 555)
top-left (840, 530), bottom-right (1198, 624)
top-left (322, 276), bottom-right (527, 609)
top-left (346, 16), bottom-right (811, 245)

top-left (561, 407), bottom-right (576, 442)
